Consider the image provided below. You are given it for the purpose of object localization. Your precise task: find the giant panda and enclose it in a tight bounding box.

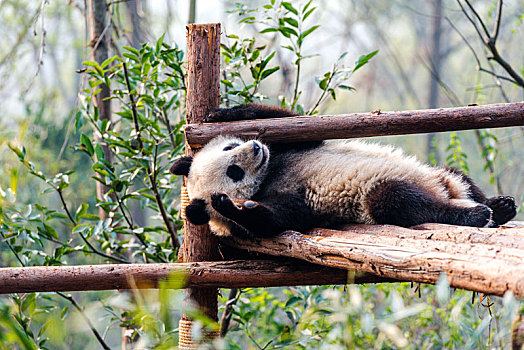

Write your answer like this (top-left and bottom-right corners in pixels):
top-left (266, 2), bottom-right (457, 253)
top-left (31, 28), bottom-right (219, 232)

top-left (170, 104), bottom-right (517, 238)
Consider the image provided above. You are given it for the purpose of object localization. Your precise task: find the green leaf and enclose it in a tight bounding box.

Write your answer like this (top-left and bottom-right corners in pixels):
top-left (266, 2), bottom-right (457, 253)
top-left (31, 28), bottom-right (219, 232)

top-left (339, 85), bottom-right (355, 91)
top-left (101, 56), bottom-right (118, 69)
top-left (123, 45), bottom-right (140, 57)
top-left (260, 27), bottom-right (278, 34)
top-left (221, 80), bottom-right (234, 88)
top-left (278, 26), bottom-right (298, 38)
top-left (299, 25), bottom-right (320, 42)
top-left (353, 49), bottom-right (379, 73)
top-left (82, 60), bottom-right (101, 69)
top-left (21, 294), bottom-right (36, 313)
top-left (303, 7), bottom-right (317, 21)
top-left (282, 2), bottom-right (298, 15)
top-left (155, 33), bottom-right (166, 53)
top-left (122, 53), bottom-right (140, 62)
top-left (283, 17), bottom-right (299, 28)
top-left (328, 88), bottom-right (336, 100)
top-left (260, 66), bottom-right (280, 80)
top-left (95, 144), bottom-right (105, 161)
top-left (43, 223), bottom-right (59, 239)
top-left (8, 142), bottom-right (25, 160)
top-left (79, 214), bottom-right (100, 221)
top-left (80, 134), bottom-right (94, 156)
top-left (75, 203), bottom-right (88, 222)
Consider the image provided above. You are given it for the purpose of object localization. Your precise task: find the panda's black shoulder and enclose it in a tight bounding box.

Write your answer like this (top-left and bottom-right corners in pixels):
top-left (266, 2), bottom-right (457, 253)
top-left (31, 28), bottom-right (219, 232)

top-left (204, 103), bottom-right (298, 122)
top-left (206, 104), bottom-right (323, 151)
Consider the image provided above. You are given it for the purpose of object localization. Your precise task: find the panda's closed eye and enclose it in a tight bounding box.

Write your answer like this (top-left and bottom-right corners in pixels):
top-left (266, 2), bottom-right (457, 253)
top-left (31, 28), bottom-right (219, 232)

top-left (223, 143), bottom-right (240, 151)
top-left (226, 164), bottom-right (245, 182)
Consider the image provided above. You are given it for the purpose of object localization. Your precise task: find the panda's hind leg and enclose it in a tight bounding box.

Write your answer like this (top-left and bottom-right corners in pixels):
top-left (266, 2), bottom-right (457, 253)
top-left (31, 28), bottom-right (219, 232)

top-left (364, 179), bottom-right (492, 228)
top-left (485, 196), bottom-right (517, 226)
top-left (445, 167), bottom-right (517, 226)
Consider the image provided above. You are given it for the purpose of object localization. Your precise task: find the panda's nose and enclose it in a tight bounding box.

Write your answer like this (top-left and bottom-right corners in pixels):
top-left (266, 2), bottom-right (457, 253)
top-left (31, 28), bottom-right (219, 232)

top-left (252, 141), bottom-right (261, 156)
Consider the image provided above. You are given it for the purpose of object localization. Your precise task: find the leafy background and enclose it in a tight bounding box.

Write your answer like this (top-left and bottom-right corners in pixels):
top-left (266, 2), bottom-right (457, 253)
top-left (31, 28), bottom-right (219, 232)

top-left (0, 0), bottom-right (523, 348)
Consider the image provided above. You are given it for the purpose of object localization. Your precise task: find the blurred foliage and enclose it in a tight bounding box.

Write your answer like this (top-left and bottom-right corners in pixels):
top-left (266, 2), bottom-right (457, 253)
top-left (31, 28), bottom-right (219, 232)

top-left (0, 0), bottom-right (523, 349)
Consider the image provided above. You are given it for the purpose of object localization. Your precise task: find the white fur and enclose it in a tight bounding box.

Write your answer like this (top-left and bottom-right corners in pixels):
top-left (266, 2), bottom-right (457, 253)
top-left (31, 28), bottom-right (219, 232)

top-left (187, 136), bottom-right (269, 236)
top-left (185, 137), bottom-right (474, 235)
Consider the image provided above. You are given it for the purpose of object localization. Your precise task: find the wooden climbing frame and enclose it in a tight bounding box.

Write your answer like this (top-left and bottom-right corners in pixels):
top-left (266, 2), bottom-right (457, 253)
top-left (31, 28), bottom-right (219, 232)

top-left (0, 23), bottom-right (523, 349)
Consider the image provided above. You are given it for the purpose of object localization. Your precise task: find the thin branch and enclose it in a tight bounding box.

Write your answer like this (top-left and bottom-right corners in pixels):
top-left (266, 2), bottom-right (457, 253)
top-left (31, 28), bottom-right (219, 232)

top-left (455, 0), bottom-right (486, 42)
top-left (57, 188), bottom-right (130, 264)
top-left (445, 16), bottom-right (518, 86)
top-left (219, 288), bottom-right (240, 337)
top-left (23, 0), bottom-right (48, 93)
top-left (57, 292), bottom-right (111, 350)
top-left (0, 232), bottom-right (26, 267)
top-left (493, 0), bottom-right (503, 42)
top-left (463, 0), bottom-right (492, 39)
top-left (122, 62), bottom-right (180, 249)
top-left (457, 0), bottom-right (524, 88)
top-left (478, 67), bottom-right (518, 84)
top-left (57, 188), bottom-right (77, 226)
top-left (0, 232), bottom-right (111, 350)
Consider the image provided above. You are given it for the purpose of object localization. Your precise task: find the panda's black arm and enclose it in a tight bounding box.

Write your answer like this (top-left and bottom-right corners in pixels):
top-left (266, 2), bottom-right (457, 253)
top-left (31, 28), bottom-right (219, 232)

top-left (210, 192), bottom-right (316, 237)
top-left (204, 103), bottom-right (298, 122)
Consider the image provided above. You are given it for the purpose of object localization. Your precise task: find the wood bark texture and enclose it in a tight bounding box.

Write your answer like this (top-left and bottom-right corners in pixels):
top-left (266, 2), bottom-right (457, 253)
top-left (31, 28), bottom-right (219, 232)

top-left (181, 23), bottom-right (222, 346)
top-left (224, 223), bottom-right (524, 298)
top-left (184, 102), bottom-right (524, 148)
top-left (87, 0), bottom-right (113, 218)
top-left (0, 259), bottom-right (389, 294)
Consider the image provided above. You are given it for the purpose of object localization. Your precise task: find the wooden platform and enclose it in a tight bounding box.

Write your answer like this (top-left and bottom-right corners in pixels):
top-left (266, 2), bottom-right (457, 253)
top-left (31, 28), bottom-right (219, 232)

top-left (225, 222), bottom-right (524, 297)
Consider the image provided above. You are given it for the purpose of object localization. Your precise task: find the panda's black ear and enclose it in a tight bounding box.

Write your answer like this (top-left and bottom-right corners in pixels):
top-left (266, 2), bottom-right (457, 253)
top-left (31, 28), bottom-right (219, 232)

top-left (185, 199), bottom-right (210, 225)
top-left (170, 156), bottom-right (193, 176)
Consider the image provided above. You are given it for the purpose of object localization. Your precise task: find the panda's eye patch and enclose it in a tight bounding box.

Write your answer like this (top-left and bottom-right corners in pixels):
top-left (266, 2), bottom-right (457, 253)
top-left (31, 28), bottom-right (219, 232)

top-left (226, 164), bottom-right (245, 182)
top-left (223, 143), bottom-right (240, 151)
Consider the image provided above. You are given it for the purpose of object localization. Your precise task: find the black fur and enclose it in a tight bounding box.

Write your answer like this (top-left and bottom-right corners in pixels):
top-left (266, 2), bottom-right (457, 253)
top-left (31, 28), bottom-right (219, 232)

top-left (445, 167), bottom-right (517, 227)
top-left (170, 156), bottom-right (193, 176)
top-left (179, 104), bottom-right (517, 237)
top-left (185, 199), bottom-right (210, 225)
top-left (211, 191), bottom-right (316, 237)
top-left (365, 179), bottom-right (491, 227)
top-left (485, 196), bottom-right (518, 226)
top-left (445, 167), bottom-right (487, 203)
top-left (226, 164), bottom-right (245, 182)
top-left (204, 103), bottom-right (298, 122)
top-left (206, 103), bottom-right (323, 152)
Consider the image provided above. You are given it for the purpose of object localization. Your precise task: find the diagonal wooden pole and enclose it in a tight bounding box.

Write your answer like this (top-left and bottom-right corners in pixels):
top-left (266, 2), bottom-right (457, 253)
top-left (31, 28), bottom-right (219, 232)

top-left (179, 23), bottom-right (221, 348)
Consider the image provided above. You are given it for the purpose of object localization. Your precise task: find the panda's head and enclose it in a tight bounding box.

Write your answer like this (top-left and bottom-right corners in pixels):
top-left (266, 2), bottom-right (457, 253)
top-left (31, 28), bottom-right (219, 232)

top-left (170, 136), bottom-right (270, 226)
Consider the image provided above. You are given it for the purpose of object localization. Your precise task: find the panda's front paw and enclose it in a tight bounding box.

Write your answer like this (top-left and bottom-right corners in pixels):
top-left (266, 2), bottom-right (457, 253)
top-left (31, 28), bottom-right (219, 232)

top-left (211, 192), bottom-right (238, 216)
top-left (203, 109), bottom-right (226, 123)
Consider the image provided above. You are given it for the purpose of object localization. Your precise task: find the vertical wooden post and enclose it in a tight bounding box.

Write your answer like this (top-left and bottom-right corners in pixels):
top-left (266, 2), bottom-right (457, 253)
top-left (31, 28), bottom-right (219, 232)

top-left (87, 0), bottom-right (113, 218)
top-left (179, 23), bottom-right (221, 348)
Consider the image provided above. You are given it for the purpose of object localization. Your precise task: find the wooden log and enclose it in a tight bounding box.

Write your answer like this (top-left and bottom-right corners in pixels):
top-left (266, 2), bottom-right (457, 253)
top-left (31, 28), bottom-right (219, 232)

top-left (338, 223), bottom-right (524, 249)
top-left (184, 102), bottom-right (524, 148)
top-left (224, 224), bottom-right (524, 298)
top-left (181, 23), bottom-right (222, 346)
top-left (0, 259), bottom-right (389, 295)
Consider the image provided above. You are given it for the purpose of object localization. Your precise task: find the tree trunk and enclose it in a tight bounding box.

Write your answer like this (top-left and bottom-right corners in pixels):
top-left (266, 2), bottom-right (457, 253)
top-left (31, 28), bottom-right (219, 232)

top-left (179, 23), bottom-right (221, 348)
top-left (427, 0), bottom-right (443, 163)
top-left (87, 0), bottom-right (112, 218)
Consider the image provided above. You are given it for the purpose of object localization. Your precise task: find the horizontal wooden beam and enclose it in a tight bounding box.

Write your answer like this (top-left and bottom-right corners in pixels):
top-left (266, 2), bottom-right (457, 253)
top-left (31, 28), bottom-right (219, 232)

top-left (224, 223), bottom-right (524, 298)
top-left (184, 102), bottom-right (524, 148)
top-left (0, 259), bottom-right (391, 294)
